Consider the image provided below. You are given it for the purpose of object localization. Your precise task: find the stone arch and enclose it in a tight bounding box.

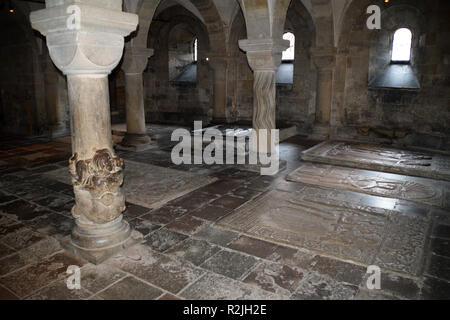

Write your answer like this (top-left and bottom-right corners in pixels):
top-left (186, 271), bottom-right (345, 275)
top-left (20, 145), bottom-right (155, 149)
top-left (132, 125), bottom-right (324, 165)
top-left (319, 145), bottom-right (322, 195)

top-left (145, 4), bottom-right (213, 125)
top-left (132, 0), bottom-right (226, 55)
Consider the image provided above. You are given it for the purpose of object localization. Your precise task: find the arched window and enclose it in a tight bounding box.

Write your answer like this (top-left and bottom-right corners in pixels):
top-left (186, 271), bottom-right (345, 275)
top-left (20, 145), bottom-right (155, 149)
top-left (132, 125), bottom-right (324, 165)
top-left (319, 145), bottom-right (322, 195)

top-left (282, 32), bottom-right (295, 61)
top-left (391, 28), bottom-right (412, 62)
top-left (193, 38), bottom-right (198, 62)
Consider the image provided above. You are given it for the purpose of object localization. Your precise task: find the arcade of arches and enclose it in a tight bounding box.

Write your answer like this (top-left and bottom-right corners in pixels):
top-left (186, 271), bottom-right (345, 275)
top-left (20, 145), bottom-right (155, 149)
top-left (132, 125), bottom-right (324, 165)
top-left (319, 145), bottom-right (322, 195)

top-left (0, 0), bottom-right (449, 300)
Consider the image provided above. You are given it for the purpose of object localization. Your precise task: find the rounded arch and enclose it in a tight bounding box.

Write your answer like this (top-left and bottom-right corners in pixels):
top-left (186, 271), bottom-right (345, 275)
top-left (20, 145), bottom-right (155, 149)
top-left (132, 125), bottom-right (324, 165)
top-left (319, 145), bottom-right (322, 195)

top-left (135, 0), bottom-right (226, 55)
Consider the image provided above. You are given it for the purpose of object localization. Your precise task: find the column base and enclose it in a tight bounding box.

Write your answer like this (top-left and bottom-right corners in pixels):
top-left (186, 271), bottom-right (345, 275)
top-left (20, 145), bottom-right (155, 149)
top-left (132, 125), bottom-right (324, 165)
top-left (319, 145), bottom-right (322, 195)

top-left (308, 124), bottom-right (330, 141)
top-left (117, 133), bottom-right (157, 152)
top-left (61, 219), bottom-right (144, 265)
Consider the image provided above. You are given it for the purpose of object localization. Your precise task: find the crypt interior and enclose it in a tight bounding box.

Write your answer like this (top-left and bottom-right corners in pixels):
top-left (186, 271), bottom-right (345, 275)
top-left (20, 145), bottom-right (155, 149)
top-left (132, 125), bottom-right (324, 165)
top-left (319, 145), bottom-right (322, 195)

top-left (0, 0), bottom-right (449, 300)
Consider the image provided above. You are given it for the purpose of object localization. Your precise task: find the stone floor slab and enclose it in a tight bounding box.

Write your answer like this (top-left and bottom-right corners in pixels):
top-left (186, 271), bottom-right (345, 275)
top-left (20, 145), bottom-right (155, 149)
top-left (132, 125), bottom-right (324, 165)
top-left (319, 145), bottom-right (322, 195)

top-left (44, 161), bottom-right (217, 209)
top-left (0, 252), bottom-right (86, 298)
top-left (301, 141), bottom-right (450, 181)
top-left (287, 162), bottom-right (446, 208)
top-left (180, 272), bottom-right (287, 300)
top-left (200, 250), bottom-right (258, 280)
top-left (166, 238), bottom-right (221, 266)
top-left (218, 186), bottom-right (429, 276)
top-left (243, 261), bottom-right (305, 296)
top-left (105, 244), bottom-right (204, 294)
top-left (96, 276), bottom-right (163, 300)
top-left (291, 271), bottom-right (359, 300)
top-left (144, 229), bottom-right (188, 253)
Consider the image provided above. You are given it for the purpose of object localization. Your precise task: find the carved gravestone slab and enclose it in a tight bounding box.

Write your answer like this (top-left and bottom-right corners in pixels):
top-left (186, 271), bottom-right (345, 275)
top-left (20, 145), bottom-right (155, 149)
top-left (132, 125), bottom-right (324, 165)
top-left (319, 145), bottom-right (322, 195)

top-left (301, 141), bottom-right (450, 181)
top-left (45, 161), bottom-right (217, 209)
top-left (287, 163), bottom-right (447, 208)
top-left (218, 186), bottom-right (429, 276)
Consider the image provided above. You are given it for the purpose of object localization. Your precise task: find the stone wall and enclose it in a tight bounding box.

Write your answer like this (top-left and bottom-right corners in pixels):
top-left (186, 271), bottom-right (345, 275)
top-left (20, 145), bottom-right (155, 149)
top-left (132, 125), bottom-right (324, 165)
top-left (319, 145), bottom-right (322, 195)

top-left (333, 0), bottom-right (450, 151)
top-left (0, 6), bottom-right (45, 136)
top-left (144, 5), bottom-right (214, 127)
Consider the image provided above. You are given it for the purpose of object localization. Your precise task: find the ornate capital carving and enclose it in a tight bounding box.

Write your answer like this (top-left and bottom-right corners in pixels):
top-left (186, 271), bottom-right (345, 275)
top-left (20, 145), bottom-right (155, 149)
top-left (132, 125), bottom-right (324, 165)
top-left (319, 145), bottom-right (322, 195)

top-left (121, 46), bottom-right (154, 74)
top-left (30, 0), bottom-right (138, 75)
top-left (310, 47), bottom-right (337, 71)
top-left (239, 38), bottom-right (290, 72)
top-left (69, 149), bottom-right (126, 224)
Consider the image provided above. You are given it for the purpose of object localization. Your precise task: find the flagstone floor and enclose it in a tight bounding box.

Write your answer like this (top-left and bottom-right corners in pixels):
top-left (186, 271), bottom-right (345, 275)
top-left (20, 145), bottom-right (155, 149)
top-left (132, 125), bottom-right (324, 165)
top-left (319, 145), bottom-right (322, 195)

top-left (0, 132), bottom-right (449, 300)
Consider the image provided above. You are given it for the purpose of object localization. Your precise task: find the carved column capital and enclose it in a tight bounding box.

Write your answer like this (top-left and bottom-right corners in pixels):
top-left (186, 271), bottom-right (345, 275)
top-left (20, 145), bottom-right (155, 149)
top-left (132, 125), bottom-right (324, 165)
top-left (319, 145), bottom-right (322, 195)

top-left (239, 38), bottom-right (290, 72)
top-left (121, 46), bottom-right (154, 74)
top-left (310, 47), bottom-right (337, 71)
top-left (30, 0), bottom-right (138, 75)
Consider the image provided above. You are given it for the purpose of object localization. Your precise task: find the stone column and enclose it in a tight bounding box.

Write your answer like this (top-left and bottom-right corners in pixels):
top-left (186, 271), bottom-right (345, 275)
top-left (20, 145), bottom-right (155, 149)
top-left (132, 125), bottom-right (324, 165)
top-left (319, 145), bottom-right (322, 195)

top-left (310, 47), bottom-right (337, 139)
top-left (209, 57), bottom-right (228, 123)
top-left (119, 46), bottom-right (155, 151)
top-left (30, 0), bottom-right (141, 264)
top-left (239, 38), bottom-right (289, 154)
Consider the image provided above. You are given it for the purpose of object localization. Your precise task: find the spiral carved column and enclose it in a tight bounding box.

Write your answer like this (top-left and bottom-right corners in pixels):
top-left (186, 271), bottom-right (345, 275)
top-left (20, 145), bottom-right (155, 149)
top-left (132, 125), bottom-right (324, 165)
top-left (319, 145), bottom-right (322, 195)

top-left (239, 38), bottom-right (289, 154)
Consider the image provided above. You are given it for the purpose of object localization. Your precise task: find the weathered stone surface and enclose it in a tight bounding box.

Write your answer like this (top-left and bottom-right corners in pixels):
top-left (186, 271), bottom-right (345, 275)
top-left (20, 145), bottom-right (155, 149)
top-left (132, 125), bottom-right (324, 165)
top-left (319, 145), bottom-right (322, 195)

top-left (219, 188), bottom-right (386, 265)
top-left (375, 213), bottom-right (429, 276)
top-left (301, 141), bottom-right (450, 181)
top-left (227, 236), bottom-right (279, 259)
top-left (211, 195), bottom-right (249, 210)
top-left (190, 205), bottom-right (231, 222)
top-left (166, 216), bottom-right (208, 235)
top-left (425, 254), bottom-right (450, 282)
top-left (128, 219), bottom-right (161, 237)
top-left (243, 261), bottom-right (305, 296)
top-left (0, 252), bottom-right (86, 298)
top-left (193, 226), bottom-right (239, 246)
top-left (166, 238), bottom-right (221, 266)
top-left (219, 186), bottom-right (429, 275)
top-left (180, 272), bottom-right (287, 300)
top-left (97, 276), bottom-right (162, 300)
top-left (200, 250), bottom-right (258, 280)
top-left (27, 280), bottom-right (92, 300)
top-left (79, 264), bottom-right (127, 294)
top-left (0, 237), bottom-right (61, 276)
top-left (287, 162), bottom-right (446, 207)
top-left (144, 229), bottom-right (188, 253)
top-left (45, 161), bottom-right (217, 209)
top-left (106, 244), bottom-right (204, 294)
top-left (140, 206), bottom-right (188, 225)
top-left (291, 271), bottom-right (359, 300)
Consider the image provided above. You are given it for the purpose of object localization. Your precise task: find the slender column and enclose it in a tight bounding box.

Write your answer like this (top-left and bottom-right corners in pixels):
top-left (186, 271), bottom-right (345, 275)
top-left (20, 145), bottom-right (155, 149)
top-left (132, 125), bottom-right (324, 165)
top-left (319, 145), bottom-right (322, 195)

top-left (119, 47), bottom-right (155, 151)
top-left (30, 0), bottom-right (140, 264)
top-left (239, 38), bottom-right (289, 153)
top-left (209, 58), bottom-right (228, 123)
top-left (310, 47), bottom-right (337, 138)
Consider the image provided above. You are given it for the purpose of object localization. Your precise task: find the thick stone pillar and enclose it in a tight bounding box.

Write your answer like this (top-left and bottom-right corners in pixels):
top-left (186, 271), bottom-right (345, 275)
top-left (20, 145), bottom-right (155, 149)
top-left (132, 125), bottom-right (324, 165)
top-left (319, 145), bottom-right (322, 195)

top-left (209, 58), bottom-right (228, 123)
top-left (30, 0), bottom-right (141, 264)
top-left (239, 38), bottom-right (289, 153)
top-left (311, 47), bottom-right (337, 139)
top-left (119, 47), bottom-right (155, 151)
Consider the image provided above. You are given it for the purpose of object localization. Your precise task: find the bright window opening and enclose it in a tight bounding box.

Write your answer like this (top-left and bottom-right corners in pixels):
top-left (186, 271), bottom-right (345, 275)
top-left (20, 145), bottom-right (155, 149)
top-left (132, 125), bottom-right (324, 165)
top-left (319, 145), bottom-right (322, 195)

top-left (193, 38), bottom-right (198, 62)
top-left (282, 32), bottom-right (295, 61)
top-left (391, 28), bottom-right (412, 62)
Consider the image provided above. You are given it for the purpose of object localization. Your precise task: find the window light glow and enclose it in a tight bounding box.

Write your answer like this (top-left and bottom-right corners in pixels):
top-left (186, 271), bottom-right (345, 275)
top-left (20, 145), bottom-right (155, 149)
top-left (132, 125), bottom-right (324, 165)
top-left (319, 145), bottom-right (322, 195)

top-left (391, 28), bottom-right (412, 62)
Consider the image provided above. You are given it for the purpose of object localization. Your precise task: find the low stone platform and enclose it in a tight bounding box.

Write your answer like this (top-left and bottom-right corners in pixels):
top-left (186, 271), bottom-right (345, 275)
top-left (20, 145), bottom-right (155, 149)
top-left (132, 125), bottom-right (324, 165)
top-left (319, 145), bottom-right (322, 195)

top-left (287, 162), bottom-right (449, 208)
top-left (218, 185), bottom-right (430, 276)
top-left (44, 161), bottom-right (217, 209)
top-left (301, 141), bottom-right (450, 181)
